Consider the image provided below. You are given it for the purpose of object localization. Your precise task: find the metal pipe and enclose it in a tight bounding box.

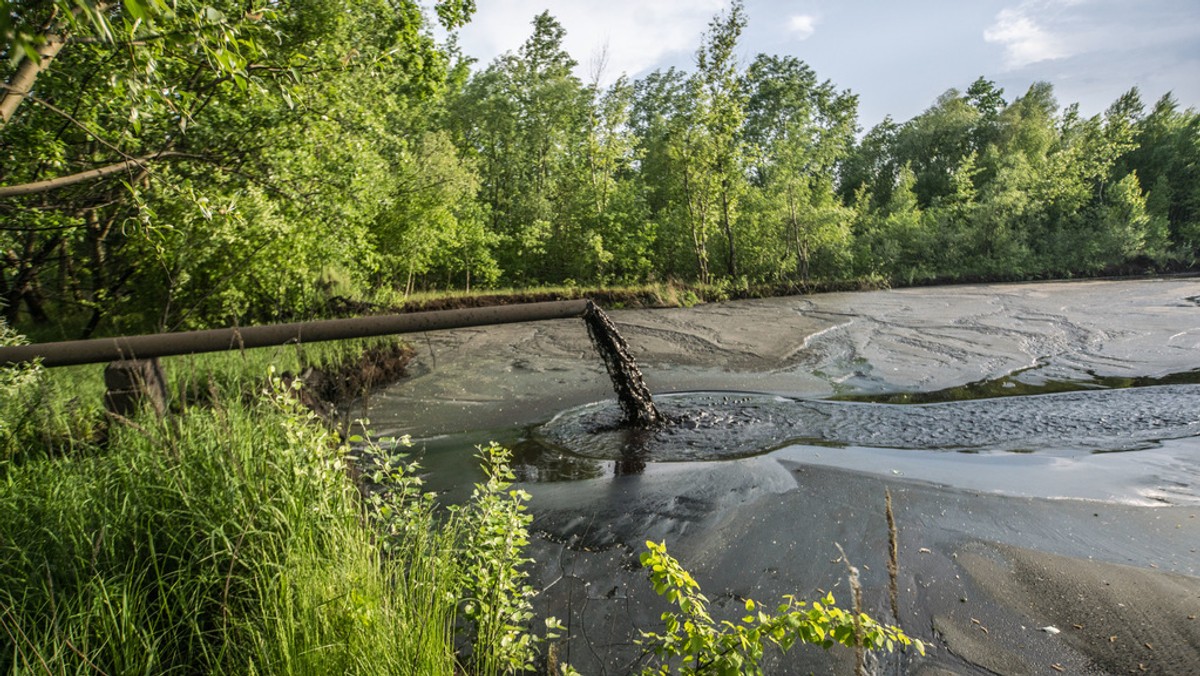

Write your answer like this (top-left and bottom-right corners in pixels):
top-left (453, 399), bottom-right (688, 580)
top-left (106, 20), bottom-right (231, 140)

top-left (0, 299), bottom-right (591, 367)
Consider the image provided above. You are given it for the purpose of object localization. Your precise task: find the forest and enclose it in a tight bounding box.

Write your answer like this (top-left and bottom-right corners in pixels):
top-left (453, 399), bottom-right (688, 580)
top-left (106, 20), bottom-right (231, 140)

top-left (2, 0), bottom-right (1198, 336)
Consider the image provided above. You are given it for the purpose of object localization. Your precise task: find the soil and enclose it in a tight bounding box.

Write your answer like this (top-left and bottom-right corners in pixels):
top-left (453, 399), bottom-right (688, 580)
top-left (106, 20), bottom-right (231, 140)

top-left (279, 341), bottom-right (414, 425)
top-left (959, 541), bottom-right (1200, 675)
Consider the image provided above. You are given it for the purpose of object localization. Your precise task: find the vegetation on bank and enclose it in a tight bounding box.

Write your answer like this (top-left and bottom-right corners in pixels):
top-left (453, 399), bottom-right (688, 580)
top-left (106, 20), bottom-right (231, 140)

top-left (329, 277), bottom-right (889, 318)
top-left (0, 327), bottom-right (556, 673)
top-left (2, 1), bottom-right (1198, 339)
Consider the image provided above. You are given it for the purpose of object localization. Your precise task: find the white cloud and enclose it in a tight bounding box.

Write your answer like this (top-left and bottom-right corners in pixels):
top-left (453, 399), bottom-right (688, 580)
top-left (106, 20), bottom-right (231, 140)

top-left (453, 0), bottom-right (727, 85)
top-left (984, 5), bottom-right (1072, 69)
top-left (787, 14), bottom-right (817, 40)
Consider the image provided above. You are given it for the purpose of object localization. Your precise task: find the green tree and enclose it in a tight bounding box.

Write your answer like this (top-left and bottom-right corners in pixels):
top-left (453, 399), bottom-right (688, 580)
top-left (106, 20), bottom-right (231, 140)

top-left (626, 3), bottom-right (748, 285)
top-left (1118, 93), bottom-right (1200, 254)
top-left (965, 76), bottom-right (1006, 158)
top-left (630, 67), bottom-right (697, 280)
top-left (695, 0), bottom-right (747, 279)
top-left (376, 131), bottom-right (497, 295)
top-left (1, 0), bottom-right (475, 331)
top-left (579, 76), bottom-right (655, 283)
top-left (838, 116), bottom-right (900, 209)
top-left (892, 89), bottom-right (981, 207)
top-left (740, 54), bottom-right (857, 281)
top-left (450, 11), bottom-right (591, 284)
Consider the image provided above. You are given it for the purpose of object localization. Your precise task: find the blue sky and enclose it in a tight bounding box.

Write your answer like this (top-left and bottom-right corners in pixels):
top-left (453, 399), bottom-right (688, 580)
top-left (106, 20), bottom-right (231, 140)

top-left (450, 0), bottom-right (1200, 130)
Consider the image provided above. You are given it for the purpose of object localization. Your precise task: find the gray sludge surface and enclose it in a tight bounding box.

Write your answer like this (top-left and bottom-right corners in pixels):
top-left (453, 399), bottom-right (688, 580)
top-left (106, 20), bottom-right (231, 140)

top-left (537, 385), bottom-right (1200, 461)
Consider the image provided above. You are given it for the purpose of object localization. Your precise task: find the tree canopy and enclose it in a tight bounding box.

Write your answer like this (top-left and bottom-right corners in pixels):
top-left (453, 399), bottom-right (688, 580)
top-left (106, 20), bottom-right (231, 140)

top-left (3, 1), bottom-right (1196, 334)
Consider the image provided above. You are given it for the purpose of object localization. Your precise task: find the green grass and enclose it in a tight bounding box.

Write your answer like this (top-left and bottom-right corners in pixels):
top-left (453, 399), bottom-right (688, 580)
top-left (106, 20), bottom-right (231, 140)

top-left (374, 280), bottom-right (708, 310)
top-left (0, 326), bottom-right (544, 674)
top-left (0, 382), bottom-right (448, 673)
top-left (366, 276), bottom-right (894, 316)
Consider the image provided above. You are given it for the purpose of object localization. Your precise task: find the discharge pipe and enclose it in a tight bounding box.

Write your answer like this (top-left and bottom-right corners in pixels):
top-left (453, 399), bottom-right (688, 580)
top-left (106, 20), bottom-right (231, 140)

top-left (0, 299), bottom-right (591, 367)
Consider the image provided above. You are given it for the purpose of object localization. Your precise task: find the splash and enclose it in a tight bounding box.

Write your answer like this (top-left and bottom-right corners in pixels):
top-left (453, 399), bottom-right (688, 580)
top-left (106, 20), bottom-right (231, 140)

top-left (582, 301), bottom-right (662, 428)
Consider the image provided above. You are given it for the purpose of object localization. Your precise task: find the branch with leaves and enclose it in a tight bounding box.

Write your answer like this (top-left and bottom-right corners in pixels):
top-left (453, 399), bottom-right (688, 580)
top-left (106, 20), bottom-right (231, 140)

top-left (637, 540), bottom-right (924, 675)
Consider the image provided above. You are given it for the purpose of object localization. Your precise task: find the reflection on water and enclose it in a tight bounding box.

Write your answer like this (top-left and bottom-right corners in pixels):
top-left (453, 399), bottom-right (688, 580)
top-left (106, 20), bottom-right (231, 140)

top-left (508, 438), bottom-right (606, 482)
top-left (535, 384), bottom-right (1200, 463)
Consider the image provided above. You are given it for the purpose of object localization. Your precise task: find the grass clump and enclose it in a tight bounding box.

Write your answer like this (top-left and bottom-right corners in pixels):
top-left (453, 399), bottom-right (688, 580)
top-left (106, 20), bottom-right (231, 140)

top-left (0, 325), bottom-right (550, 673)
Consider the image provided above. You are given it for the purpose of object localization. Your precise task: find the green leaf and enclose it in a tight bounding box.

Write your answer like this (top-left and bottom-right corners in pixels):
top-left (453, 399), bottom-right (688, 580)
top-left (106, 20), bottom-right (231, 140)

top-left (124, 0), bottom-right (148, 21)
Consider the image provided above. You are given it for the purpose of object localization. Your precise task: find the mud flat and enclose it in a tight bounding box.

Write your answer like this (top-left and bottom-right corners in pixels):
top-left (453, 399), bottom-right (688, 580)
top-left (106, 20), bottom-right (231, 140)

top-left (365, 279), bottom-right (1200, 674)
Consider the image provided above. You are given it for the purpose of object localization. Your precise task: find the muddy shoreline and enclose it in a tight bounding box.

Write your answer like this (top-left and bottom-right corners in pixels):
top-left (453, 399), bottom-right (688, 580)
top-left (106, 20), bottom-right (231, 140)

top-left (364, 279), bottom-right (1200, 674)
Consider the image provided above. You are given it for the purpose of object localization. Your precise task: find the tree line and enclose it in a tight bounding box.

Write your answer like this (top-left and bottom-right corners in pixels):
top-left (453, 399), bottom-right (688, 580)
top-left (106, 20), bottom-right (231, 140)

top-left (3, 0), bottom-right (1198, 335)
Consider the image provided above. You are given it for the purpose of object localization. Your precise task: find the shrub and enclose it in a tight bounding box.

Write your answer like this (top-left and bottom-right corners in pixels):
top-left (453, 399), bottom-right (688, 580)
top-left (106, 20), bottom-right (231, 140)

top-left (638, 540), bottom-right (924, 675)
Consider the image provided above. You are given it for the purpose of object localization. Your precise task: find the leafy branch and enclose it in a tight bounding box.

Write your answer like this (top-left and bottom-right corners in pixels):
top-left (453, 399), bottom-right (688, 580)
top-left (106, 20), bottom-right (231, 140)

top-left (637, 539), bottom-right (924, 675)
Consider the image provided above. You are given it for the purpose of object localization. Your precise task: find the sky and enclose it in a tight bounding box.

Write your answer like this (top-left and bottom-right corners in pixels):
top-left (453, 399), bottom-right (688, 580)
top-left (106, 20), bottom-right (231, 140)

top-left (448, 0), bottom-right (1200, 131)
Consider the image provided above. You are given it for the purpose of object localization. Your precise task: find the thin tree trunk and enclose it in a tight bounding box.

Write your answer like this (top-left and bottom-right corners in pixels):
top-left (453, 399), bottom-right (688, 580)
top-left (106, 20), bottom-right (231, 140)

top-left (0, 35), bottom-right (68, 125)
top-left (23, 281), bottom-right (50, 324)
top-left (0, 258), bottom-right (10, 323)
top-left (720, 183), bottom-right (737, 278)
top-left (4, 235), bottom-right (62, 324)
top-left (82, 210), bottom-right (109, 337)
top-left (0, 3), bottom-right (112, 125)
top-left (787, 189), bottom-right (809, 280)
top-left (682, 158), bottom-right (710, 285)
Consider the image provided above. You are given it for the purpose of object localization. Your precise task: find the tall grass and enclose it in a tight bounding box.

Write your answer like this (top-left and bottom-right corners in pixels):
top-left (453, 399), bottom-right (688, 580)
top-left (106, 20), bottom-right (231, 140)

top-left (0, 327), bottom-right (546, 674)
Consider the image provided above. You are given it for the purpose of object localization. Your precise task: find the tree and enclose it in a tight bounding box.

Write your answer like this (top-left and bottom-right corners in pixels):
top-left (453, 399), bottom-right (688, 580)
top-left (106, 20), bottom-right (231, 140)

top-left (624, 2), bottom-right (749, 285)
top-left (839, 116), bottom-right (900, 208)
top-left (450, 11), bottom-right (591, 284)
top-left (965, 76), bottom-right (1006, 156)
top-left (694, 0), bottom-right (747, 278)
top-left (892, 89), bottom-right (980, 207)
top-left (1, 0), bottom-right (475, 331)
top-left (631, 67), bottom-right (696, 279)
top-left (1118, 93), bottom-right (1200, 254)
top-left (376, 131), bottom-right (496, 295)
top-left (740, 54), bottom-right (857, 281)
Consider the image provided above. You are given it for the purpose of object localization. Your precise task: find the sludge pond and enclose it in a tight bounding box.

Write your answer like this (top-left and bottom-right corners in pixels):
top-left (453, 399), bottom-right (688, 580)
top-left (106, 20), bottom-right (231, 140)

top-left (362, 279), bottom-right (1200, 674)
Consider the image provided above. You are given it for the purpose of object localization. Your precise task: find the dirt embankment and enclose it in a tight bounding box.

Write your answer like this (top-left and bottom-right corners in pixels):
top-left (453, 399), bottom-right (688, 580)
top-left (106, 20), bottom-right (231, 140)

top-left (280, 342), bottom-right (414, 424)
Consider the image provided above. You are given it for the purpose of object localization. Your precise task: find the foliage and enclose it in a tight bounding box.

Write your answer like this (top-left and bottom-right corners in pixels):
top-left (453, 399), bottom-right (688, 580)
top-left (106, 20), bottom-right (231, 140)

top-left (368, 438), bottom-right (565, 675)
top-left (0, 320), bottom-right (41, 458)
top-left (451, 442), bottom-right (565, 674)
top-left (0, 354), bottom-right (555, 674)
top-left (637, 540), bottom-right (924, 675)
top-left (1, 0), bottom-right (475, 332)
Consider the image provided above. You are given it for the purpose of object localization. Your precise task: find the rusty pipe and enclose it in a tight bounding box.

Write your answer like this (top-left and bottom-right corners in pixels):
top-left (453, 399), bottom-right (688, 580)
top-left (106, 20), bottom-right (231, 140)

top-left (0, 299), bottom-right (591, 367)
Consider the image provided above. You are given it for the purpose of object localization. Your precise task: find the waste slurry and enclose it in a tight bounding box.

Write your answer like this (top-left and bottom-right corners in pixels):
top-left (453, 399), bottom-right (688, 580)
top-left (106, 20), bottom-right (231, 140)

top-left (537, 386), bottom-right (1200, 460)
top-left (364, 279), bottom-right (1200, 675)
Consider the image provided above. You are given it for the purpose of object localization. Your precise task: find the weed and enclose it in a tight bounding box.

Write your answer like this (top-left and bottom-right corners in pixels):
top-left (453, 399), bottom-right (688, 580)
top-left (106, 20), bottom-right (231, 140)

top-left (637, 540), bottom-right (924, 675)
